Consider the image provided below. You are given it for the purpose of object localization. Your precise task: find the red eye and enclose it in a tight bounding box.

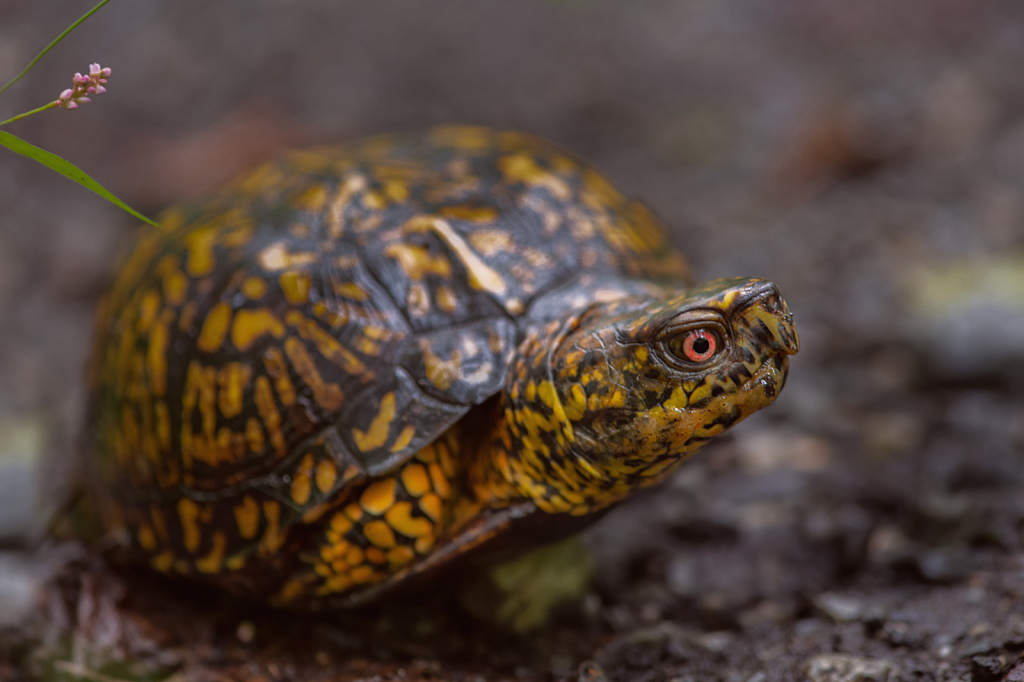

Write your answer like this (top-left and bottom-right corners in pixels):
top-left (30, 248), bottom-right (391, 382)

top-left (681, 330), bottom-right (717, 362)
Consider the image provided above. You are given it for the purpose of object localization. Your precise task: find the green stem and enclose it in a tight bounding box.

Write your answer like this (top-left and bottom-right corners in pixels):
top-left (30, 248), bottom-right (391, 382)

top-left (0, 101), bottom-right (59, 127)
top-left (0, 0), bottom-right (114, 98)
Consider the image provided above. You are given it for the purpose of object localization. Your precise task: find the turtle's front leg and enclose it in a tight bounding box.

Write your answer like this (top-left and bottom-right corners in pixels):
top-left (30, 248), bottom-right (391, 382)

top-left (270, 433), bottom-right (461, 607)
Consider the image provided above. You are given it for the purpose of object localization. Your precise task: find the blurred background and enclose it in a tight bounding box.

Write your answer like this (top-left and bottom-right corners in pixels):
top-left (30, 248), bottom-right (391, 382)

top-left (2, 1), bottom-right (1024, 680)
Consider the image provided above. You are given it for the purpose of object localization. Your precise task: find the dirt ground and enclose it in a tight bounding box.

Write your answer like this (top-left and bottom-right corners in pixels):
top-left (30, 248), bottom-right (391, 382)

top-left (2, 1), bottom-right (1024, 680)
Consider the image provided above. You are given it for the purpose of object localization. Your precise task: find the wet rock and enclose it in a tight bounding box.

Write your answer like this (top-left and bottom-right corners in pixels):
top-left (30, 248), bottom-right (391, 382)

top-left (738, 600), bottom-right (795, 631)
top-left (692, 631), bottom-right (735, 653)
top-left (804, 653), bottom-right (899, 682)
top-left (735, 429), bottom-right (834, 473)
top-left (915, 546), bottom-right (970, 584)
top-left (813, 592), bottom-right (866, 623)
top-left (901, 254), bottom-right (1024, 378)
top-left (1006, 662), bottom-right (1024, 682)
top-left (867, 525), bottom-right (916, 567)
top-left (969, 654), bottom-right (1008, 682)
top-left (877, 620), bottom-right (926, 649)
top-left (577, 660), bottom-right (609, 682)
top-left (0, 552), bottom-right (42, 628)
top-left (0, 415), bottom-right (46, 543)
top-left (860, 412), bottom-right (923, 459)
top-left (665, 554), bottom-right (698, 597)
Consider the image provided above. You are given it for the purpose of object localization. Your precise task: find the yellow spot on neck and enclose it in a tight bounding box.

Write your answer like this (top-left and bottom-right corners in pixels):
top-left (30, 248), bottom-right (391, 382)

top-left (664, 386), bottom-right (688, 410)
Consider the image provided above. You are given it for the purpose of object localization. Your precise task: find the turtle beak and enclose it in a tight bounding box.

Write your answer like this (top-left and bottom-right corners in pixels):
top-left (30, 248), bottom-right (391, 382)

top-left (731, 279), bottom-right (800, 357)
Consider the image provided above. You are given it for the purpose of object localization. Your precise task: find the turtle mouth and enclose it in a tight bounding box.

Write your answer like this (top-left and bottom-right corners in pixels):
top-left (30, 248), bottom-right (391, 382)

top-left (734, 351), bottom-right (791, 413)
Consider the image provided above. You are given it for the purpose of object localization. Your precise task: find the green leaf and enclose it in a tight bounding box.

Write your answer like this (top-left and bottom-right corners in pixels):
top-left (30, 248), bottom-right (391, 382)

top-left (0, 131), bottom-right (157, 227)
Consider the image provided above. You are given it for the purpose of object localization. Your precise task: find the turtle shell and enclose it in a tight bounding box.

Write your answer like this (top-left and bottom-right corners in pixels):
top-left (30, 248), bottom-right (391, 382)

top-left (86, 126), bottom-right (690, 582)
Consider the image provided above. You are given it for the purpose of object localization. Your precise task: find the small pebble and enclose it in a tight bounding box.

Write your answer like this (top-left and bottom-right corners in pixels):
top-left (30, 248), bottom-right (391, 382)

top-left (813, 592), bottom-right (864, 623)
top-left (693, 631), bottom-right (735, 653)
top-left (236, 620), bottom-right (256, 643)
top-left (867, 525), bottom-right (915, 566)
top-left (577, 660), bottom-right (608, 682)
top-left (971, 654), bottom-right (1008, 682)
top-left (916, 546), bottom-right (969, 583)
top-left (1007, 662), bottom-right (1024, 682)
top-left (804, 653), bottom-right (898, 682)
top-left (0, 552), bottom-right (41, 627)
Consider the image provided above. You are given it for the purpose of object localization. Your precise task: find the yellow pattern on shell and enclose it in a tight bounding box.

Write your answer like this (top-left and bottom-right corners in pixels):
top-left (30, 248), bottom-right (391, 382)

top-left (196, 303), bottom-right (232, 353)
top-left (85, 127), bottom-right (797, 609)
top-left (352, 392), bottom-right (396, 452)
top-left (231, 309), bottom-right (285, 352)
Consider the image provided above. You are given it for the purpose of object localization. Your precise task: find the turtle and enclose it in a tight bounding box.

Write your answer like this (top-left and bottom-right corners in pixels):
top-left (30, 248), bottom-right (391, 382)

top-left (85, 125), bottom-right (799, 608)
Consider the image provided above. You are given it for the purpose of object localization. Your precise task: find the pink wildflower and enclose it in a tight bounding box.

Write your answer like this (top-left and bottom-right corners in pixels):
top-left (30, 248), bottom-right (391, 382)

top-left (56, 63), bottom-right (111, 110)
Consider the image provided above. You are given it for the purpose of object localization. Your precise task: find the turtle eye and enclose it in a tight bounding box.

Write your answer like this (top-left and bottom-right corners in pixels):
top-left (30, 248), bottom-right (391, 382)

top-left (666, 329), bottom-right (720, 364)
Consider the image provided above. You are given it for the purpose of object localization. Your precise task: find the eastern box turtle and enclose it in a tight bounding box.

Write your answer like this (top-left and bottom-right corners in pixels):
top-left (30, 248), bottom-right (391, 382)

top-left (85, 126), bottom-right (799, 607)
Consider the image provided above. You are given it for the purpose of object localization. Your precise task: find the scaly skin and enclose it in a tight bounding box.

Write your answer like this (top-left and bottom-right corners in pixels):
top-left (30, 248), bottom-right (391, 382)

top-left (280, 277), bottom-right (797, 607)
top-left (83, 126), bottom-right (799, 607)
top-left (473, 277), bottom-right (798, 515)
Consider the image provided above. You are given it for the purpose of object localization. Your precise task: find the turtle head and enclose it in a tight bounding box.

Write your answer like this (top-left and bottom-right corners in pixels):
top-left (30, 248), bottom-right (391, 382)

top-left (499, 277), bottom-right (799, 514)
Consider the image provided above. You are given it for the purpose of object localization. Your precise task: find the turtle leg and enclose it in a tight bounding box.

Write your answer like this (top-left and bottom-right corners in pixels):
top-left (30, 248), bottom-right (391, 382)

top-left (334, 498), bottom-right (537, 607)
top-left (270, 432), bottom-right (470, 606)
